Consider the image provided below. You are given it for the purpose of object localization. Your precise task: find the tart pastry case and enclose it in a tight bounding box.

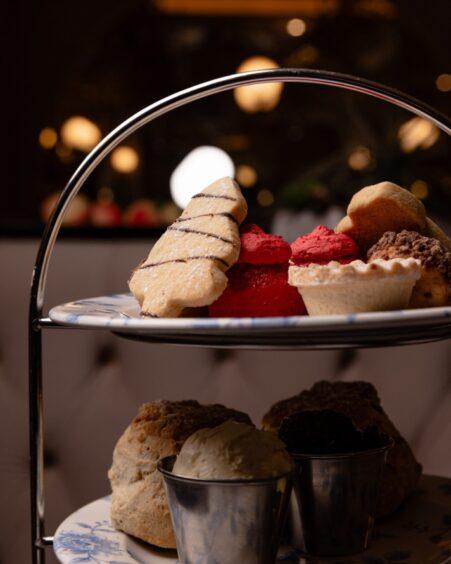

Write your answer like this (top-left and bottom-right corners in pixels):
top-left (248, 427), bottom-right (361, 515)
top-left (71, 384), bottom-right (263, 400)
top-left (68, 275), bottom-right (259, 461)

top-left (28, 69), bottom-right (451, 563)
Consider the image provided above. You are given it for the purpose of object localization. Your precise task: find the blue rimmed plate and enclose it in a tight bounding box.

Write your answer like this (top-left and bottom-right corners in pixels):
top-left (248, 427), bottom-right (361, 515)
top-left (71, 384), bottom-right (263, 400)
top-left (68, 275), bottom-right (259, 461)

top-left (54, 475), bottom-right (451, 563)
top-left (53, 496), bottom-right (176, 564)
top-left (48, 293), bottom-right (451, 348)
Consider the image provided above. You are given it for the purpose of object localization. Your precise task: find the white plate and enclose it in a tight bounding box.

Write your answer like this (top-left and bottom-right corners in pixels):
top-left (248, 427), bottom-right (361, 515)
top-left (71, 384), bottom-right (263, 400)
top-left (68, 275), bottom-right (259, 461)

top-left (48, 293), bottom-right (451, 347)
top-left (53, 495), bottom-right (176, 564)
top-left (54, 476), bottom-right (451, 563)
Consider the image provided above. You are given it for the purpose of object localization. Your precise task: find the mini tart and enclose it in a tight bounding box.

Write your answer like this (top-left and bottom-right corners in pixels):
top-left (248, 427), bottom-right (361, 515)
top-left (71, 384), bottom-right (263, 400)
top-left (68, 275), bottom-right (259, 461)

top-left (288, 258), bottom-right (421, 315)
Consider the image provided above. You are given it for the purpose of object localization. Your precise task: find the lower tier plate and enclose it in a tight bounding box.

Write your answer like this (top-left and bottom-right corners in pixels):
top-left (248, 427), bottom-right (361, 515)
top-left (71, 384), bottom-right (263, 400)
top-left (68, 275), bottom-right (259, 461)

top-left (48, 293), bottom-right (451, 349)
top-left (53, 475), bottom-right (451, 564)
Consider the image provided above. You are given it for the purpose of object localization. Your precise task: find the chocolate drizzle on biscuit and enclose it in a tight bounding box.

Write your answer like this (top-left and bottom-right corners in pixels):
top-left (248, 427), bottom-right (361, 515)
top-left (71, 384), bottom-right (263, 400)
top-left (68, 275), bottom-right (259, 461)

top-left (175, 212), bottom-right (239, 225)
top-left (192, 193), bottom-right (237, 201)
top-left (139, 255), bottom-right (230, 270)
top-left (167, 226), bottom-right (235, 245)
top-left (128, 177), bottom-right (247, 318)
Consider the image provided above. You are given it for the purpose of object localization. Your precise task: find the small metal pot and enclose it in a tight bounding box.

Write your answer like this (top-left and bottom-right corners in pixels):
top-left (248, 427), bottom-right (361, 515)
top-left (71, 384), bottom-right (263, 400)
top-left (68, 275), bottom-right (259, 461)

top-left (288, 439), bottom-right (393, 556)
top-left (158, 455), bottom-right (293, 564)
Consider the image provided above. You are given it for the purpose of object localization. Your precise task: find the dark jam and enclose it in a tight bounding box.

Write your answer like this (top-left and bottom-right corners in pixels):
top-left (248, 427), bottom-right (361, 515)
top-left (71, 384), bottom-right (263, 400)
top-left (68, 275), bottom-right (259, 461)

top-left (278, 409), bottom-right (388, 455)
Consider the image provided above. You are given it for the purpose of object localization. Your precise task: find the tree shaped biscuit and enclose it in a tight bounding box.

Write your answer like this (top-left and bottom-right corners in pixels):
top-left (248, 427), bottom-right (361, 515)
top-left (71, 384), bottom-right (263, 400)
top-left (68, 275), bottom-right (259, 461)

top-left (129, 177), bottom-right (247, 317)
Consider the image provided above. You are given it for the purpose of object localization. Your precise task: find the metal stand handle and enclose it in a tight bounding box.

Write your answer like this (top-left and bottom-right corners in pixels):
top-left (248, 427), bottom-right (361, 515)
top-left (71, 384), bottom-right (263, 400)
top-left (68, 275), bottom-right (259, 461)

top-left (28, 68), bottom-right (451, 563)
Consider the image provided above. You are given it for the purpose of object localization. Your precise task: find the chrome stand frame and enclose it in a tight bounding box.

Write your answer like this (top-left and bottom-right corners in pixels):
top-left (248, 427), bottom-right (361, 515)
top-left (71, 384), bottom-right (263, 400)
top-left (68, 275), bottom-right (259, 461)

top-left (28, 68), bottom-right (451, 563)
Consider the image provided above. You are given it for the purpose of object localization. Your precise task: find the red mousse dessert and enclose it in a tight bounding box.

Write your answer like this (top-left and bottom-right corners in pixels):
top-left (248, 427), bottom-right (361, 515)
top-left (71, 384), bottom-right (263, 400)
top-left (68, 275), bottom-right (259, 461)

top-left (209, 224), bottom-right (306, 317)
top-left (291, 225), bottom-right (360, 266)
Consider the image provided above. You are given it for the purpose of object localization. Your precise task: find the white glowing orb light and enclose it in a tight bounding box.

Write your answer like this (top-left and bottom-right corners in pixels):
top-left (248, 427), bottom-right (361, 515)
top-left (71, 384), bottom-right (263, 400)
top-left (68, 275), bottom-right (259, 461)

top-left (170, 146), bottom-right (235, 209)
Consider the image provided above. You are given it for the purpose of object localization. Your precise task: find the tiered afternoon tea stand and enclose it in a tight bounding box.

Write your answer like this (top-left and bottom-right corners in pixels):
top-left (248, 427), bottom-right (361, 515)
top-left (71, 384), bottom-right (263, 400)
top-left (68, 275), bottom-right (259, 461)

top-left (28, 69), bottom-right (451, 564)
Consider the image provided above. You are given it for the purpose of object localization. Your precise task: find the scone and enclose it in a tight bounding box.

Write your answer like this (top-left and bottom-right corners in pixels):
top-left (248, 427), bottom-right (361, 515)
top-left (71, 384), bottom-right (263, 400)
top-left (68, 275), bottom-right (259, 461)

top-left (288, 258), bottom-right (421, 315)
top-left (262, 381), bottom-right (422, 517)
top-left (336, 181), bottom-right (427, 252)
top-left (368, 230), bottom-right (451, 307)
top-left (129, 177), bottom-right (248, 317)
top-left (108, 400), bottom-right (251, 548)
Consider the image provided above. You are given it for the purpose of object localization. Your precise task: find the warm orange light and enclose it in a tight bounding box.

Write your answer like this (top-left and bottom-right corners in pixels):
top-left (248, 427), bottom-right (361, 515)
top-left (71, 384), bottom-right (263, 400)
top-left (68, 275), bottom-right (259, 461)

top-left (410, 180), bottom-right (429, 200)
top-left (352, 0), bottom-right (397, 19)
top-left (61, 116), bottom-right (101, 152)
top-left (287, 18), bottom-right (307, 37)
top-left (236, 164), bottom-right (258, 187)
top-left (234, 57), bottom-right (283, 113)
top-left (398, 117), bottom-right (440, 153)
top-left (55, 143), bottom-right (73, 159)
top-left (97, 186), bottom-right (115, 203)
top-left (436, 74), bottom-right (451, 92)
top-left (285, 44), bottom-right (319, 66)
top-left (257, 188), bottom-right (274, 207)
top-left (154, 0), bottom-right (338, 16)
top-left (220, 134), bottom-right (251, 151)
top-left (39, 127), bottom-right (58, 149)
top-left (347, 146), bottom-right (372, 171)
top-left (110, 146), bottom-right (140, 174)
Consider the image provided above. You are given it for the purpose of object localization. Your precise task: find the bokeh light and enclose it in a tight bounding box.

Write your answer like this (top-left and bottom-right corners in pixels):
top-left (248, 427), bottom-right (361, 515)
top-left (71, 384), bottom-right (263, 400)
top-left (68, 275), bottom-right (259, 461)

top-left (110, 146), bottom-right (140, 173)
top-left (410, 179), bottom-right (429, 200)
top-left (170, 146), bottom-right (235, 208)
top-left (286, 18), bottom-right (307, 37)
top-left (234, 56), bottom-right (283, 113)
top-left (236, 164), bottom-right (258, 187)
top-left (436, 74), bottom-right (451, 92)
top-left (60, 116), bottom-right (101, 152)
top-left (39, 127), bottom-right (58, 150)
top-left (257, 188), bottom-right (274, 207)
top-left (97, 186), bottom-right (115, 203)
top-left (347, 146), bottom-right (372, 170)
top-left (398, 117), bottom-right (440, 153)
top-left (55, 144), bottom-right (72, 160)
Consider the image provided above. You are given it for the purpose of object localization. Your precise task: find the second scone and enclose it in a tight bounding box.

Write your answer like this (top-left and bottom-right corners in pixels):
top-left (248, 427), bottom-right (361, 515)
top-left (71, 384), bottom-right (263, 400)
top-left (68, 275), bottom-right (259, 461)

top-left (262, 380), bottom-right (422, 517)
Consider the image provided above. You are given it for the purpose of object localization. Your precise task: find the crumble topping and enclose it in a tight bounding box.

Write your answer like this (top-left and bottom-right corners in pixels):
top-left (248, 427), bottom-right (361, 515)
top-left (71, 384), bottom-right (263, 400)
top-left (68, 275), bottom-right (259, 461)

top-left (368, 230), bottom-right (451, 283)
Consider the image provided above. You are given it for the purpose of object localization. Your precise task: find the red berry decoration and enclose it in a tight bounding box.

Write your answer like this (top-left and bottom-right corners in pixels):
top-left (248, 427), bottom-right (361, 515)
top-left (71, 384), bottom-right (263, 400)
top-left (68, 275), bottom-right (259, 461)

top-left (291, 225), bottom-right (360, 266)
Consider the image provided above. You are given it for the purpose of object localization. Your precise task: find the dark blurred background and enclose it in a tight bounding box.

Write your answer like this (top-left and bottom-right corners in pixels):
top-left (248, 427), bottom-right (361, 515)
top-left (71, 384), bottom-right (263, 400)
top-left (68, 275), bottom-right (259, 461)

top-left (5, 0), bottom-right (451, 233)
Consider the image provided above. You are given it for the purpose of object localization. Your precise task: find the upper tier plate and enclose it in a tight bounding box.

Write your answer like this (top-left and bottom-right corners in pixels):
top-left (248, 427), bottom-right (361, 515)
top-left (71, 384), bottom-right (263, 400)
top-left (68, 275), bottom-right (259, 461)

top-left (48, 293), bottom-right (451, 349)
